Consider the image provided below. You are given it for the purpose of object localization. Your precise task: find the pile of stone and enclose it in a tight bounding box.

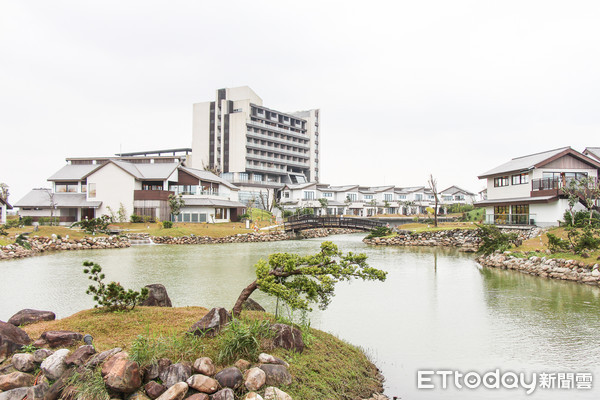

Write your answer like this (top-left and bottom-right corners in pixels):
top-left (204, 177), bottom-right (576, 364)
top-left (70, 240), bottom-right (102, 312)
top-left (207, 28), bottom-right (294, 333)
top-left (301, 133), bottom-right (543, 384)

top-left (151, 232), bottom-right (291, 245)
top-left (363, 229), bottom-right (482, 251)
top-left (477, 252), bottom-right (600, 286)
top-left (0, 235), bottom-right (130, 260)
top-left (296, 228), bottom-right (361, 238)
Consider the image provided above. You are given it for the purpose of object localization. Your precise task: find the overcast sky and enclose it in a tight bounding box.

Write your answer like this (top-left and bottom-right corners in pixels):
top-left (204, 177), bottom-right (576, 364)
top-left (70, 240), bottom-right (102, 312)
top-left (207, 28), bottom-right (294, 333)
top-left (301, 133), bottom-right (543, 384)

top-left (2, 0), bottom-right (600, 202)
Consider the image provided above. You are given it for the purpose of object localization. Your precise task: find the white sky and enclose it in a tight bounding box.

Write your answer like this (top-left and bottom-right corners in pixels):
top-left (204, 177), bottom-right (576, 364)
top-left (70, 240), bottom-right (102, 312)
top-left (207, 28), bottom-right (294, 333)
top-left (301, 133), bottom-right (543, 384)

top-left (2, 0), bottom-right (600, 202)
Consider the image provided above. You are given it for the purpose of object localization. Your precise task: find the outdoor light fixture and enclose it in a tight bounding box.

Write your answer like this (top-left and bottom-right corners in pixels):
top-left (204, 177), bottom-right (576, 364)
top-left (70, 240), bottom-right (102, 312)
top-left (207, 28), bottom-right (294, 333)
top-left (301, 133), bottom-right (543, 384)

top-left (83, 334), bottom-right (93, 346)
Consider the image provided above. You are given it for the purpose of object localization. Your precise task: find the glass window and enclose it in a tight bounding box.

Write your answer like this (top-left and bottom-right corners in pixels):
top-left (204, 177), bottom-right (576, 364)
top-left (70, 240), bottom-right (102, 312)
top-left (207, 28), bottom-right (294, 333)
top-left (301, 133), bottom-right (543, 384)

top-left (511, 173), bottom-right (529, 185)
top-left (183, 214), bottom-right (191, 222)
top-left (494, 176), bottom-right (509, 187)
top-left (364, 195), bottom-right (373, 200)
top-left (88, 183), bottom-right (96, 198)
top-left (303, 191), bottom-right (315, 200)
top-left (199, 213), bottom-right (207, 222)
top-left (348, 193), bottom-right (357, 201)
top-left (384, 194), bottom-right (393, 201)
top-left (191, 213), bottom-right (199, 223)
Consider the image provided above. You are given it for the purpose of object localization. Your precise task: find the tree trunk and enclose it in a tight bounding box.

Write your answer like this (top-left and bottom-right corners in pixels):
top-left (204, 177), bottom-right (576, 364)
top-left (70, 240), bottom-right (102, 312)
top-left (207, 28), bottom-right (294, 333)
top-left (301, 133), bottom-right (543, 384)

top-left (434, 198), bottom-right (438, 227)
top-left (232, 280), bottom-right (259, 317)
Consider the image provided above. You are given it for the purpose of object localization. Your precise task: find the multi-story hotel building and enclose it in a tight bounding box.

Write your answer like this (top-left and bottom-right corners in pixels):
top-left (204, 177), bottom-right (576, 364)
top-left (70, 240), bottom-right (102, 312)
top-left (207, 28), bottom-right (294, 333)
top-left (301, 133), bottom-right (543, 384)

top-left (191, 86), bottom-right (320, 188)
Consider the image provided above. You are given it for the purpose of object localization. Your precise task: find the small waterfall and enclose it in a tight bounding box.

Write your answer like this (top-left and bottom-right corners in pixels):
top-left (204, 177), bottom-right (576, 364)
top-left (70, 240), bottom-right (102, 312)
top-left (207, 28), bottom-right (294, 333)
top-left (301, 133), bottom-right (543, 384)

top-left (127, 234), bottom-right (155, 245)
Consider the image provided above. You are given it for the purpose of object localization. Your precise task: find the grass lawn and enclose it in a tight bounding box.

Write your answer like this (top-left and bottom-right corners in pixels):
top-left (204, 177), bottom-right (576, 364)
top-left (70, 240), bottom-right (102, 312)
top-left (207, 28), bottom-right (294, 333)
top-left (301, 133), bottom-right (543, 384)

top-left (21, 307), bottom-right (381, 400)
top-left (513, 227), bottom-right (600, 263)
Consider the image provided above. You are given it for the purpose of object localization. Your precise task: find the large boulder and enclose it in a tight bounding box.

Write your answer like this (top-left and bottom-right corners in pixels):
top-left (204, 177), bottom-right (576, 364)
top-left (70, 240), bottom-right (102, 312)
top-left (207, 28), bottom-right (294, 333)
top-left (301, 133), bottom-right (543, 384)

top-left (0, 387), bottom-right (29, 400)
top-left (259, 364), bottom-right (292, 386)
top-left (244, 367), bottom-right (266, 391)
top-left (163, 363), bottom-right (191, 388)
top-left (185, 394), bottom-right (209, 400)
top-left (11, 353), bottom-right (35, 372)
top-left (214, 367), bottom-right (243, 390)
top-left (258, 353), bottom-right (289, 367)
top-left (140, 284), bottom-right (172, 307)
top-left (155, 381), bottom-right (188, 400)
top-left (40, 348), bottom-right (70, 380)
top-left (86, 347), bottom-right (122, 368)
top-left (0, 371), bottom-right (35, 391)
top-left (101, 352), bottom-right (142, 393)
top-left (146, 358), bottom-right (172, 382)
top-left (26, 382), bottom-right (50, 400)
top-left (188, 308), bottom-right (231, 337)
top-left (65, 345), bottom-right (96, 366)
top-left (144, 381), bottom-right (166, 399)
top-left (38, 331), bottom-right (82, 348)
top-left (186, 374), bottom-right (218, 393)
top-left (192, 357), bottom-right (215, 376)
top-left (7, 309), bottom-right (56, 327)
top-left (271, 324), bottom-right (304, 353)
top-left (264, 387), bottom-right (292, 400)
top-left (211, 388), bottom-right (235, 400)
top-left (242, 298), bottom-right (265, 312)
top-left (0, 321), bottom-right (31, 362)
top-left (244, 393), bottom-right (264, 400)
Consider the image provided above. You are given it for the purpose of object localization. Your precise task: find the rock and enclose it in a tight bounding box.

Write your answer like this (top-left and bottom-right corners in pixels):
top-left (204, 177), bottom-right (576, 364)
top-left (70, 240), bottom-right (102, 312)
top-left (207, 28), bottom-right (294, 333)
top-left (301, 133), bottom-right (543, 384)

top-left (244, 367), bottom-right (266, 391)
top-left (0, 321), bottom-right (31, 362)
top-left (147, 358), bottom-right (172, 382)
top-left (188, 307), bottom-right (231, 337)
top-left (7, 309), bottom-right (56, 327)
top-left (264, 387), bottom-right (292, 400)
top-left (258, 353), bottom-right (289, 368)
top-left (592, 269), bottom-right (600, 277)
top-left (128, 391), bottom-right (151, 400)
top-left (211, 388), bottom-right (235, 400)
top-left (192, 357), bottom-right (215, 376)
top-left (155, 381), bottom-right (188, 400)
top-left (65, 345), bottom-right (96, 366)
top-left (32, 348), bottom-right (53, 363)
top-left (186, 374), bottom-right (218, 393)
top-left (39, 331), bottom-right (82, 348)
top-left (40, 348), bottom-right (70, 380)
top-left (0, 387), bottom-right (29, 400)
top-left (271, 324), bottom-right (304, 353)
top-left (244, 393), bottom-right (264, 400)
top-left (163, 363), bottom-right (191, 388)
top-left (144, 381), bottom-right (166, 399)
top-left (44, 369), bottom-right (73, 400)
top-left (234, 359), bottom-right (251, 372)
top-left (242, 298), bottom-right (265, 312)
top-left (140, 284), bottom-right (172, 307)
top-left (259, 364), bottom-right (292, 386)
top-left (0, 372), bottom-right (35, 391)
top-left (214, 367), bottom-right (243, 389)
top-left (185, 394), bottom-right (209, 400)
top-left (11, 353), bottom-right (35, 372)
top-left (102, 352), bottom-right (142, 393)
top-left (26, 382), bottom-right (49, 400)
top-left (86, 347), bottom-right (122, 368)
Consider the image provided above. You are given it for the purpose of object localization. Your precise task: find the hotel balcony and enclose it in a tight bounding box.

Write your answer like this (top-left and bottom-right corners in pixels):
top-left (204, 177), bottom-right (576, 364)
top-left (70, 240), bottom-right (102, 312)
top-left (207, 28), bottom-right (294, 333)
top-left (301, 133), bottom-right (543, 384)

top-left (246, 141), bottom-right (309, 159)
top-left (246, 130), bottom-right (310, 149)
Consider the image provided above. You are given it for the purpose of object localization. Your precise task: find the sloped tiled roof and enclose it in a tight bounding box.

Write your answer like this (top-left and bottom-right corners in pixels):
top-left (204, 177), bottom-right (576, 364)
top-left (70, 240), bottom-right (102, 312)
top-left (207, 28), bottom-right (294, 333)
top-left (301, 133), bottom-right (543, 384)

top-left (48, 164), bottom-right (101, 181)
top-left (441, 185), bottom-right (475, 196)
top-left (584, 147), bottom-right (600, 161)
top-left (179, 167), bottom-right (239, 190)
top-left (14, 189), bottom-right (102, 208)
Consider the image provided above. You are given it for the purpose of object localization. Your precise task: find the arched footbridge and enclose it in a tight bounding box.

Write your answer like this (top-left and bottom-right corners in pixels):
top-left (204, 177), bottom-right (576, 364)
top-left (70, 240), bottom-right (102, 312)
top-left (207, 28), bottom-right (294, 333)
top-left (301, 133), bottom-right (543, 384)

top-left (283, 215), bottom-right (386, 232)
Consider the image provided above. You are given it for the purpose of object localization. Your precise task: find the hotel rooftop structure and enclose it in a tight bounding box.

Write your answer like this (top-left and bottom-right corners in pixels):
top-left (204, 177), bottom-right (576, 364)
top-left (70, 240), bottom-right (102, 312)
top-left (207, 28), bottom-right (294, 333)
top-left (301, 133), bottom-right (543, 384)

top-left (191, 86), bottom-right (320, 188)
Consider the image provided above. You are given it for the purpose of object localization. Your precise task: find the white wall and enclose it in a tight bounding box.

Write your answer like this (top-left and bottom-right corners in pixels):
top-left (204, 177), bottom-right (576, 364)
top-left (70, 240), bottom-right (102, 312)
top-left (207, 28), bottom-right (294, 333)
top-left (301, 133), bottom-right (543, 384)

top-left (191, 102), bottom-right (212, 170)
top-left (87, 163), bottom-right (136, 219)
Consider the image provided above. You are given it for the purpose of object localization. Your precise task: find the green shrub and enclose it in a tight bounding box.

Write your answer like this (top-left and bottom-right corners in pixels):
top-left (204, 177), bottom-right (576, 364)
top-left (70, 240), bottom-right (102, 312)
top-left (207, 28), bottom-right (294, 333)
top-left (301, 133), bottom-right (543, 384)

top-left (83, 261), bottom-right (148, 312)
top-left (217, 319), bottom-right (273, 364)
top-left (162, 220), bottom-right (173, 229)
top-left (282, 210), bottom-right (294, 218)
top-left (21, 216), bottom-right (33, 226)
top-left (0, 225), bottom-right (7, 236)
top-left (547, 233), bottom-right (570, 253)
top-left (74, 216), bottom-right (110, 234)
top-left (15, 234), bottom-right (31, 250)
top-left (37, 217), bottom-right (59, 226)
top-left (365, 226), bottom-right (392, 239)
top-left (238, 213), bottom-right (251, 221)
top-left (4, 219), bottom-right (21, 228)
top-left (130, 214), bottom-right (143, 223)
top-left (563, 210), bottom-right (600, 228)
top-left (476, 224), bottom-right (520, 255)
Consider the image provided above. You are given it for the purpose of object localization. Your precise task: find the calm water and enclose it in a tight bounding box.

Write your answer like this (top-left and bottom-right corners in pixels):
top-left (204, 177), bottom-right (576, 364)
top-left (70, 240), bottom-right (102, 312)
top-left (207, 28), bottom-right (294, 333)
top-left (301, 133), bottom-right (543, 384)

top-left (1, 234), bottom-right (599, 399)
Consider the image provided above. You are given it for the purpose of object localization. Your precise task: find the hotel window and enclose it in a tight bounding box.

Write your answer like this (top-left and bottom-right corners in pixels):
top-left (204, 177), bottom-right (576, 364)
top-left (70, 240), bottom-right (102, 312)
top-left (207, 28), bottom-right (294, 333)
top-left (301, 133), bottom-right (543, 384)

top-left (494, 176), bottom-right (509, 187)
top-left (88, 183), bottom-right (96, 198)
top-left (511, 173), bottom-right (529, 185)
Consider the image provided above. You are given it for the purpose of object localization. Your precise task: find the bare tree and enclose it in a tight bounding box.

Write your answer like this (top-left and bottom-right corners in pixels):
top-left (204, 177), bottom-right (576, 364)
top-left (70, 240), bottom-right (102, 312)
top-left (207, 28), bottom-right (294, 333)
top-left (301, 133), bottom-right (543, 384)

top-left (258, 188), bottom-right (278, 213)
top-left (46, 189), bottom-right (58, 226)
top-left (201, 160), bottom-right (222, 176)
top-left (0, 183), bottom-right (9, 201)
top-left (428, 174), bottom-right (440, 227)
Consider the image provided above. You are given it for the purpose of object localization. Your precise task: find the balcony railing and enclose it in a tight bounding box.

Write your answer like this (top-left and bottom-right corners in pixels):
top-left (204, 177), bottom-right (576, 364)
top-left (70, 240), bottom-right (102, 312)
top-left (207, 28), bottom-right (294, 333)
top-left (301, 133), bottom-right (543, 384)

top-left (484, 214), bottom-right (536, 225)
top-left (169, 186), bottom-right (220, 197)
top-left (531, 178), bottom-right (561, 191)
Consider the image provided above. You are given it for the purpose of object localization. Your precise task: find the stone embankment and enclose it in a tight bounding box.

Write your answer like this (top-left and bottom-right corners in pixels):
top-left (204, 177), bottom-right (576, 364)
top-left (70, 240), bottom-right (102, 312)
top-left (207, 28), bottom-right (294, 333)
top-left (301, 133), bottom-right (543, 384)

top-left (477, 252), bottom-right (600, 286)
top-left (363, 227), bottom-right (542, 252)
top-left (150, 228), bottom-right (360, 245)
top-left (363, 229), bottom-right (482, 251)
top-left (0, 236), bottom-right (130, 260)
top-left (0, 228), bottom-right (361, 261)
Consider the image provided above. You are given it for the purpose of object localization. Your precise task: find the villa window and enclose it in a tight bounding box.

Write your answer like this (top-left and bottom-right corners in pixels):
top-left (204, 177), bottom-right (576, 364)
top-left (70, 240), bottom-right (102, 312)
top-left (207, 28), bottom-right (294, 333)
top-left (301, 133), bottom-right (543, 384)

top-left (494, 176), bottom-right (509, 187)
top-left (303, 191), bottom-right (315, 200)
top-left (88, 183), bottom-right (96, 198)
top-left (364, 195), bottom-right (373, 200)
top-left (384, 194), bottom-right (393, 201)
top-left (322, 192), bottom-right (332, 198)
top-left (56, 182), bottom-right (78, 193)
top-left (215, 208), bottom-right (227, 219)
top-left (397, 195), bottom-right (407, 200)
top-left (511, 173), bottom-right (529, 185)
top-left (347, 193), bottom-right (357, 201)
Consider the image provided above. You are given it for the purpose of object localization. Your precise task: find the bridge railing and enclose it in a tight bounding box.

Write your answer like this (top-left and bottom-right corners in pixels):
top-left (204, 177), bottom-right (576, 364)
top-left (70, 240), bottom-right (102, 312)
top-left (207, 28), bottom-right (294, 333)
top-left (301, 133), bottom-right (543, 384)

top-left (283, 215), bottom-right (385, 232)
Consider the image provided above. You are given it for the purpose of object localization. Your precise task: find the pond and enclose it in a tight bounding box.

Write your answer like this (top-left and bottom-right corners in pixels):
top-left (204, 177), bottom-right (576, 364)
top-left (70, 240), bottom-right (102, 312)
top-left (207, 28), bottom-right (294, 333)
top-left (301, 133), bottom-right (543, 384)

top-left (1, 234), bottom-right (599, 399)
